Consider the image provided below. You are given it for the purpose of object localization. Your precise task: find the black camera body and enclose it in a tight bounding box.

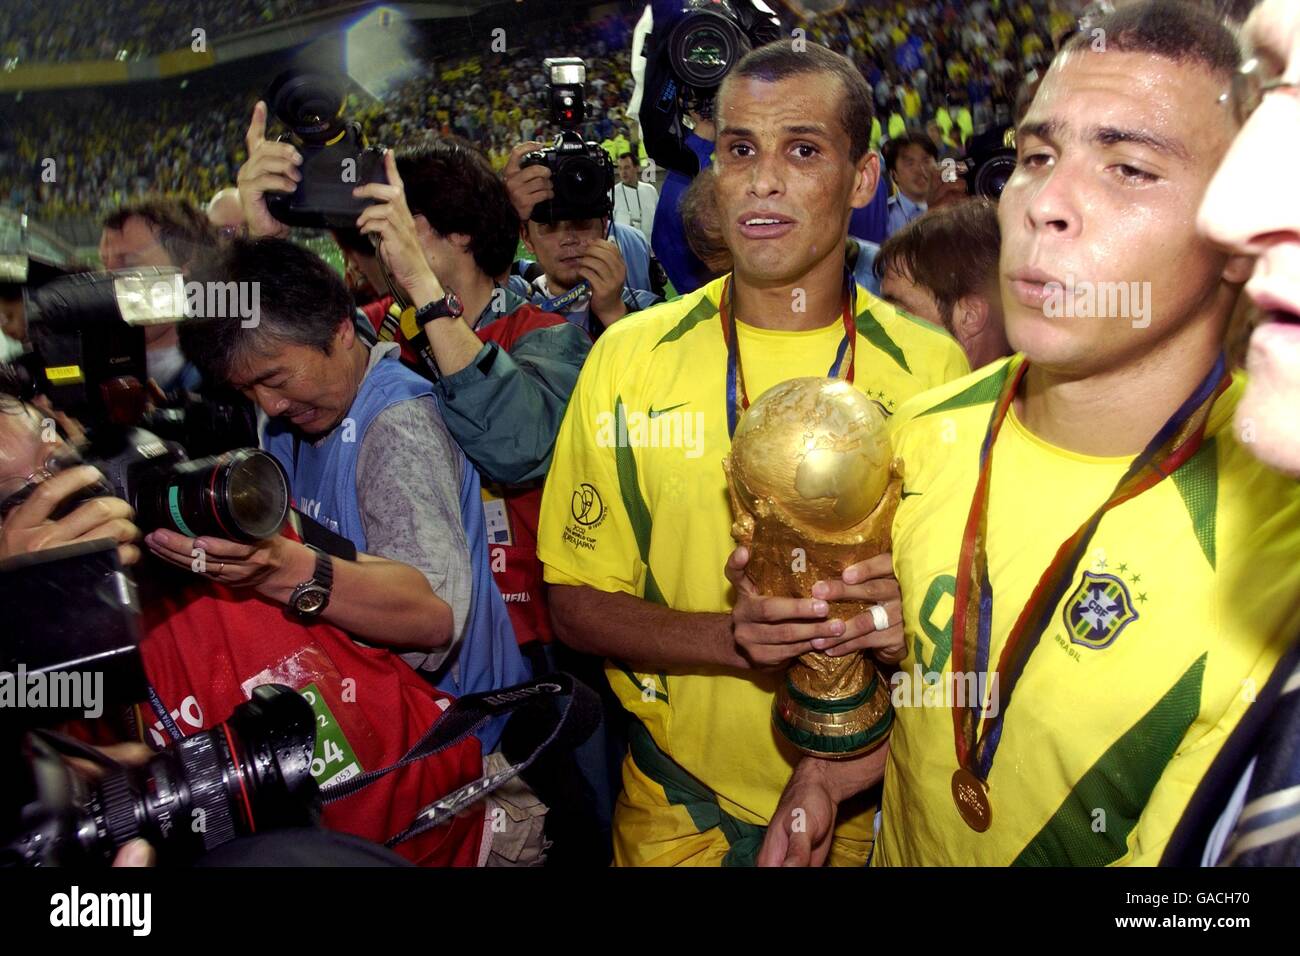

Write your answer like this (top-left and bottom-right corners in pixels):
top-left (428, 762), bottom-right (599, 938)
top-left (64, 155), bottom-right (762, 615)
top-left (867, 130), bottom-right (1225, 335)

top-left (0, 540), bottom-right (321, 866)
top-left (960, 126), bottom-right (1019, 201)
top-left (92, 431), bottom-right (289, 545)
top-left (7, 685), bottom-right (319, 866)
top-left (664, 0), bottom-right (781, 116)
top-left (520, 57), bottom-right (615, 224)
top-left (637, 0), bottom-right (783, 177)
top-left (6, 269), bottom-right (289, 542)
top-left (263, 71), bottom-right (388, 230)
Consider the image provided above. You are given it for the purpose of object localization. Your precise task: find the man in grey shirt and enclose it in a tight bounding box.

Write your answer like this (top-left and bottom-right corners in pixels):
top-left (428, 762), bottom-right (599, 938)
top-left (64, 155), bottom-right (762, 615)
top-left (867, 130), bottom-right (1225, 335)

top-left (166, 237), bottom-right (526, 700)
top-left (355, 341), bottom-right (471, 672)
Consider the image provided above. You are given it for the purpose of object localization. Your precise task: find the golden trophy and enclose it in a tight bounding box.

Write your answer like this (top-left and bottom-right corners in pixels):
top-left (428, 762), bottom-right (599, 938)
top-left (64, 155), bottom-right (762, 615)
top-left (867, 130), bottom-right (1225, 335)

top-left (724, 377), bottom-right (902, 758)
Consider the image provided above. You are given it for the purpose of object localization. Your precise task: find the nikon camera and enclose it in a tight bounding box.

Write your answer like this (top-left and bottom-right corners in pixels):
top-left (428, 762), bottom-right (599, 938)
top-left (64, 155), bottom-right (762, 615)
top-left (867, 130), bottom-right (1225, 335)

top-left (519, 58), bottom-right (615, 224)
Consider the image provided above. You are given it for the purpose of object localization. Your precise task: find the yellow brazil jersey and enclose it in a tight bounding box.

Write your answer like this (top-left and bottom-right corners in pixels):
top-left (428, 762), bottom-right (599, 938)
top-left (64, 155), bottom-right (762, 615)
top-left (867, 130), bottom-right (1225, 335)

top-left (537, 273), bottom-right (969, 864)
top-left (875, 356), bottom-right (1300, 866)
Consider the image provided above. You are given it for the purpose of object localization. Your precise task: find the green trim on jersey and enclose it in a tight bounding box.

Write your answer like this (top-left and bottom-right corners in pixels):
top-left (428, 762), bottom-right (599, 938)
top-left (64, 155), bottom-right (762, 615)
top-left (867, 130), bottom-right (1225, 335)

top-left (1012, 653), bottom-right (1206, 866)
top-left (614, 395), bottom-right (666, 606)
top-left (857, 305), bottom-right (912, 374)
top-left (1171, 438), bottom-right (1219, 570)
top-left (628, 719), bottom-right (766, 866)
top-left (918, 361), bottom-right (1012, 418)
top-left (615, 664), bottom-right (669, 704)
top-left (653, 296), bottom-right (717, 350)
top-left (890, 304), bottom-right (961, 342)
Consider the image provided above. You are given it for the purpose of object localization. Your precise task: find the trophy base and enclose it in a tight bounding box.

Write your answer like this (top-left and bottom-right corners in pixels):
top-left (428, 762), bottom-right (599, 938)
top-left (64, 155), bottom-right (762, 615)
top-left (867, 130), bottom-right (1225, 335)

top-left (773, 669), bottom-right (894, 758)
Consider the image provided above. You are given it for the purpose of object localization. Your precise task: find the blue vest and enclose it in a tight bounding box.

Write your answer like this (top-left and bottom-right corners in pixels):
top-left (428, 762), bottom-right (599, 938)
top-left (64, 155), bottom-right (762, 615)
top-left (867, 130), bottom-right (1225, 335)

top-left (263, 351), bottom-right (529, 748)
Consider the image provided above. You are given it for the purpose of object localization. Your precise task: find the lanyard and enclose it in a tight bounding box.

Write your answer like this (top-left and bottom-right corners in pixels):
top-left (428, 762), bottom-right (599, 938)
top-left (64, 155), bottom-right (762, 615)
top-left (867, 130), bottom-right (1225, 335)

top-left (718, 271), bottom-right (857, 439)
top-left (950, 354), bottom-right (1229, 796)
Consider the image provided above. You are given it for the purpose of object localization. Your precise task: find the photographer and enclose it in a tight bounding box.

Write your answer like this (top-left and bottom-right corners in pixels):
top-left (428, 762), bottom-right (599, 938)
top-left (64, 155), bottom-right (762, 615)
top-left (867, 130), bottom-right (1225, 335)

top-left (98, 199), bottom-right (212, 395)
top-left (355, 137), bottom-right (592, 637)
top-left (504, 139), bottom-right (662, 333)
top-left (0, 368), bottom-right (504, 867)
top-left (0, 368), bottom-right (140, 566)
top-left (171, 236), bottom-right (529, 713)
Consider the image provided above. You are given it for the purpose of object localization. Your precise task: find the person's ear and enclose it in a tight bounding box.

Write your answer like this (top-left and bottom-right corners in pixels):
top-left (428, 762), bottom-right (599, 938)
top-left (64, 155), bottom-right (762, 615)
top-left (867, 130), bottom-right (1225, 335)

top-left (412, 215), bottom-right (437, 260)
top-left (953, 294), bottom-right (990, 343)
top-left (852, 151), bottom-right (881, 210)
top-left (447, 232), bottom-right (473, 256)
top-left (336, 313), bottom-right (356, 350)
top-left (1221, 252), bottom-right (1254, 286)
top-left (521, 223), bottom-right (537, 257)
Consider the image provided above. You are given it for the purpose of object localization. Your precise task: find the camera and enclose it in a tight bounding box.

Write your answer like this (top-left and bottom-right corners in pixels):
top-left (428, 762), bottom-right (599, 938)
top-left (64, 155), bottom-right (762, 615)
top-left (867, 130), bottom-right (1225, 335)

top-left (9, 682), bottom-right (319, 865)
top-left (4, 269), bottom-right (289, 542)
top-left (0, 439), bottom-right (288, 544)
top-left (956, 126), bottom-right (1019, 201)
top-left (520, 58), bottom-right (616, 224)
top-left (0, 541), bottom-right (320, 866)
top-left (263, 71), bottom-right (388, 230)
top-left (664, 0), bottom-right (781, 116)
top-left (635, 0), bottom-right (782, 177)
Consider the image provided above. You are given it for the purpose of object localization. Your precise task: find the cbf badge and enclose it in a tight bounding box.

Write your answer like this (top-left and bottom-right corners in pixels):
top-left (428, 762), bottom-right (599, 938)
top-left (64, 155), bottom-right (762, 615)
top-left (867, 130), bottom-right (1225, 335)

top-left (1063, 571), bottom-right (1139, 650)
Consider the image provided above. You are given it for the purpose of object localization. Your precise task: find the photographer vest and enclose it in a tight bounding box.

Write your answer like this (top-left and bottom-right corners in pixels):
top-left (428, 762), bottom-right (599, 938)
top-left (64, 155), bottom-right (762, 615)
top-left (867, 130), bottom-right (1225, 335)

top-left (263, 347), bottom-right (529, 744)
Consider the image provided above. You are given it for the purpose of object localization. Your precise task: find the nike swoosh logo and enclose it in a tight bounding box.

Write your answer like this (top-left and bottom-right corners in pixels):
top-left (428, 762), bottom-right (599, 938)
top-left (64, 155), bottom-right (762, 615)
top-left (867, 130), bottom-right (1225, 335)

top-left (648, 402), bottom-right (689, 418)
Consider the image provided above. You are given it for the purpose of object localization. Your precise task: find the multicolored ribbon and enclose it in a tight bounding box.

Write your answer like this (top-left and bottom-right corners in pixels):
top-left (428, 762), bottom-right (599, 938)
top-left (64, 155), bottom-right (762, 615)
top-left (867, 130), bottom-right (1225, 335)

top-left (719, 271), bottom-right (857, 439)
top-left (951, 353), bottom-right (1230, 782)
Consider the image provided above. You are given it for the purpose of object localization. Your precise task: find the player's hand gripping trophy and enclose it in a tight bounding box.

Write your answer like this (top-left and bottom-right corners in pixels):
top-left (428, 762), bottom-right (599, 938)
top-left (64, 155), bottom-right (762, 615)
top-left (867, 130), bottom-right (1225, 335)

top-left (724, 378), bottom-right (902, 757)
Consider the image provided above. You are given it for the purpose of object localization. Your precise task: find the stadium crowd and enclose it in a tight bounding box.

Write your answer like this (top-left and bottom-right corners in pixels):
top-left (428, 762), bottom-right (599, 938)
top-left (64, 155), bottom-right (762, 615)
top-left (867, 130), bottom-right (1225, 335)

top-left (0, 1), bottom-right (1069, 227)
top-left (0, 0), bottom-right (353, 63)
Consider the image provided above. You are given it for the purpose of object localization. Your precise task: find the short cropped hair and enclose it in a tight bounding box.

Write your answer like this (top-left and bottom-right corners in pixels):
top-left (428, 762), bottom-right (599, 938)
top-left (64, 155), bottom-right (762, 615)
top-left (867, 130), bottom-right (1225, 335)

top-left (101, 197), bottom-right (216, 269)
top-left (874, 199), bottom-right (1001, 328)
top-left (180, 237), bottom-right (353, 385)
top-left (1056, 0), bottom-right (1241, 80)
top-left (719, 40), bottom-right (875, 163)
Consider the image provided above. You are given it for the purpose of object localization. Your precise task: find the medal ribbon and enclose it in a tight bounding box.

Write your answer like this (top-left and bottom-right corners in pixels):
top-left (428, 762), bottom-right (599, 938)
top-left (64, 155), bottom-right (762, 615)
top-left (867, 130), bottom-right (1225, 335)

top-left (951, 353), bottom-right (1230, 781)
top-left (719, 271), bottom-right (857, 439)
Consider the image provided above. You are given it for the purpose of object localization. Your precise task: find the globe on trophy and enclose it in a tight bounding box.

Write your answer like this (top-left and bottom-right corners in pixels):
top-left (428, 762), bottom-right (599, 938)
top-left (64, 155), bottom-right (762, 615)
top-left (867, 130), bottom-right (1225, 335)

top-left (724, 377), bottom-right (902, 758)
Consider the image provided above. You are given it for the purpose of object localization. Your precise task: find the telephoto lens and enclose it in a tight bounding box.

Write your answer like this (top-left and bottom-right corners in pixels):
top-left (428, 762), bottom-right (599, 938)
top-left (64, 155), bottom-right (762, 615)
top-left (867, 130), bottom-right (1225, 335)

top-left (131, 448), bottom-right (290, 543)
top-left (90, 684), bottom-right (320, 864)
top-left (670, 12), bottom-right (745, 88)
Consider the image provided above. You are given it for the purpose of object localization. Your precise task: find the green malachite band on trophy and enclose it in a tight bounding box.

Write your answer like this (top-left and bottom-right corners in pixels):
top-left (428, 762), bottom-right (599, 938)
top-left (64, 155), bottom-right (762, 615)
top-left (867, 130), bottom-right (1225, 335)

top-left (784, 671), bottom-right (880, 715)
top-left (775, 706), bottom-right (894, 756)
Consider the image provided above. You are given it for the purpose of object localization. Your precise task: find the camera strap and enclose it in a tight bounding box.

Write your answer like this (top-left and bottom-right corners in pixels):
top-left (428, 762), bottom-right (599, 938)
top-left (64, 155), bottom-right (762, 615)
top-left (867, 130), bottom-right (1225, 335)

top-left (319, 672), bottom-right (600, 848)
top-left (536, 278), bottom-right (592, 314)
top-left (143, 683), bottom-right (184, 743)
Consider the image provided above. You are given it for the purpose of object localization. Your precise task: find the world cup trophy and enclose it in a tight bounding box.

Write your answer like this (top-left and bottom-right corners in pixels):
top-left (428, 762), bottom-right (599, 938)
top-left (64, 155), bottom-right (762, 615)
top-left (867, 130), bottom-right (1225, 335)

top-left (724, 377), bottom-right (902, 757)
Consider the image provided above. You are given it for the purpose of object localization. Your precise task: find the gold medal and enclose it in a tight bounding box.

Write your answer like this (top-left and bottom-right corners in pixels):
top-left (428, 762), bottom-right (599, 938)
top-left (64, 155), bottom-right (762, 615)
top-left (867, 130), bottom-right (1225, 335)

top-left (951, 767), bottom-right (992, 832)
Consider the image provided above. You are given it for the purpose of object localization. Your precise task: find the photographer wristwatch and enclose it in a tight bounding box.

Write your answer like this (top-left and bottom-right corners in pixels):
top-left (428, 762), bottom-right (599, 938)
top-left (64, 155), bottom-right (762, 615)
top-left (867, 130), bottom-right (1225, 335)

top-left (288, 545), bottom-right (333, 619)
top-left (422, 289), bottom-right (464, 322)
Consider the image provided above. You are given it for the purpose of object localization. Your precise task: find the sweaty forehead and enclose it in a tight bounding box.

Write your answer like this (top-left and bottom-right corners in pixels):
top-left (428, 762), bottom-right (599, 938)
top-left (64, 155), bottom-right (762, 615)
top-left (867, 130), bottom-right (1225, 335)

top-left (1028, 49), bottom-right (1235, 161)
